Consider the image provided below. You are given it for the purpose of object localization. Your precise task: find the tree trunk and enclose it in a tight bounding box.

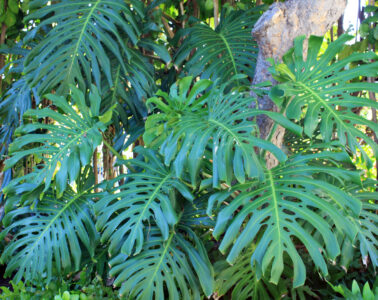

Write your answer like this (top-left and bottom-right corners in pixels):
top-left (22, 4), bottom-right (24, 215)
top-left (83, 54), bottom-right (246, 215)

top-left (252, 0), bottom-right (347, 168)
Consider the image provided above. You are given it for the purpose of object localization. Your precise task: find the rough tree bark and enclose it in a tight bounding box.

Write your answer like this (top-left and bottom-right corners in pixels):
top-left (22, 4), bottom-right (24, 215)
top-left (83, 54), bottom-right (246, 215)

top-left (252, 0), bottom-right (347, 168)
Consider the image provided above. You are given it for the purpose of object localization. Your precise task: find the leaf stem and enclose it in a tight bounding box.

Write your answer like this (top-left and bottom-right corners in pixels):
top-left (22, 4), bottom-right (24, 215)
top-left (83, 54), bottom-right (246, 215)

top-left (102, 139), bottom-right (123, 161)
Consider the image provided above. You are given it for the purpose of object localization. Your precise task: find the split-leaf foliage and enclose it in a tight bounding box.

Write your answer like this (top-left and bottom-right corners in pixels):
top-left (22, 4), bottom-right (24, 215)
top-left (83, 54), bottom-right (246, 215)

top-left (0, 0), bottom-right (377, 299)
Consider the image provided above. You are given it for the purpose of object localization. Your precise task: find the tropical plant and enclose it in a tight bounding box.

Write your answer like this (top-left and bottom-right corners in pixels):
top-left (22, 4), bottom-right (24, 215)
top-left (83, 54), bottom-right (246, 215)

top-left (0, 277), bottom-right (118, 299)
top-left (330, 280), bottom-right (378, 300)
top-left (4, 86), bottom-right (106, 197)
top-left (144, 76), bottom-right (301, 185)
top-left (174, 8), bottom-right (261, 85)
top-left (0, 0), bottom-right (377, 299)
top-left (269, 34), bottom-right (378, 166)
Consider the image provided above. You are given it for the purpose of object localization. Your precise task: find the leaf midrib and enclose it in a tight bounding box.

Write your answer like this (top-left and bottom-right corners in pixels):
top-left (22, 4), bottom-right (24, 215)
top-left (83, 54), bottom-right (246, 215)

top-left (143, 232), bottom-right (174, 294)
top-left (267, 169), bottom-right (282, 258)
top-left (218, 33), bottom-right (238, 84)
top-left (110, 66), bottom-right (121, 105)
top-left (38, 125), bottom-right (93, 186)
top-left (209, 118), bottom-right (244, 149)
top-left (22, 188), bottom-right (92, 265)
top-left (65, 0), bottom-right (101, 83)
top-left (295, 81), bottom-right (348, 134)
top-left (131, 173), bottom-right (172, 245)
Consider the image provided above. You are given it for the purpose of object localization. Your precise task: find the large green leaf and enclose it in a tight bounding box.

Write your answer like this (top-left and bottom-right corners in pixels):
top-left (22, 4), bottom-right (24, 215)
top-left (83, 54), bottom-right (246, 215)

top-left (95, 147), bottom-right (193, 256)
top-left (0, 78), bottom-right (33, 156)
top-left (215, 249), bottom-right (284, 300)
top-left (99, 62), bottom-right (148, 147)
top-left (144, 77), bottom-right (302, 186)
top-left (175, 9), bottom-right (262, 85)
top-left (101, 64), bottom-right (147, 119)
top-left (96, 60), bottom-right (150, 154)
top-left (214, 248), bottom-right (318, 300)
top-left (207, 151), bottom-right (362, 287)
top-left (0, 187), bottom-right (98, 283)
top-left (355, 196), bottom-right (378, 268)
top-left (0, 44), bottom-right (37, 157)
top-left (4, 85), bottom-right (105, 196)
top-left (109, 225), bottom-right (214, 300)
top-left (270, 34), bottom-right (378, 166)
top-left (346, 180), bottom-right (378, 268)
top-left (24, 0), bottom-right (153, 95)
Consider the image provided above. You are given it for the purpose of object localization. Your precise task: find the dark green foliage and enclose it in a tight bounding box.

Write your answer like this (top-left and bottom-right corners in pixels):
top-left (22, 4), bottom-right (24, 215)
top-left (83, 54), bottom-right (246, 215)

top-left (0, 187), bottom-right (97, 283)
top-left (0, 1), bottom-right (377, 299)
top-left (175, 9), bottom-right (262, 85)
top-left (4, 86), bottom-right (106, 196)
top-left (208, 151), bottom-right (363, 287)
top-left (144, 76), bottom-right (301, 186)
top-left (23, 0), bottom-right (153, 96)
top-left (95, 147), bottom-right (193, 256)
top-left (270, 34), bottom-right (378, 166)
top-left (109, 225), bottom-right (213, 300)
top-left (346, 180), bottom-right (378, 268)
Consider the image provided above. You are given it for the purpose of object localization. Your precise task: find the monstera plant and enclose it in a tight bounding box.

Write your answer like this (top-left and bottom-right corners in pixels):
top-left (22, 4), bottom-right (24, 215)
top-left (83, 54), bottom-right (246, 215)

top-left (0, 0), bottom-right (377, 299)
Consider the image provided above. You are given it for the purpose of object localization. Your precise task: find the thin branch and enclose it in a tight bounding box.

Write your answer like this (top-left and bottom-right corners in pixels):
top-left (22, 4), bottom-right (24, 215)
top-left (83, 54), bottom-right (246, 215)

top-left (143, 53), bottom-right (167, 62)
top-left (179, 1), bottom-right (186, 28)
top-left (163, 12), bottom-right (181, 24)
top-left (162, 17), bottom-right (174, 39)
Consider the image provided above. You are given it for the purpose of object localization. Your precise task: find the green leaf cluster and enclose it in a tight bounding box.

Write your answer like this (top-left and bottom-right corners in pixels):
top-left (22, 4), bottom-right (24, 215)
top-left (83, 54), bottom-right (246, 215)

top-left (0, 1), bottom-right (377, 299)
